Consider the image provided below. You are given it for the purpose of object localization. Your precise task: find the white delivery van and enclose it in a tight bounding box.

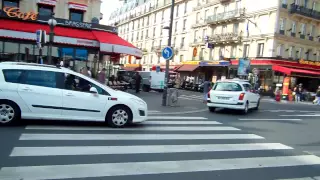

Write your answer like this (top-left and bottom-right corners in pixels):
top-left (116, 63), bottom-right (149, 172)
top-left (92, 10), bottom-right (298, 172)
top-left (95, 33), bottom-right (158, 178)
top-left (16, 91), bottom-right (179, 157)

top-left (138, 71), bottom-right (165, 92)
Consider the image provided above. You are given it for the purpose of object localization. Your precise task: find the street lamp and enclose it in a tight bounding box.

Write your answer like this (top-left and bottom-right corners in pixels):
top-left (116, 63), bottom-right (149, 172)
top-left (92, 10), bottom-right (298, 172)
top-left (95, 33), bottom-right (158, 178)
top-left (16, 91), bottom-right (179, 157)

top-left (47, 17), bottom-right (57, 65)
top-left (161, 0), bottom-right (175, 106)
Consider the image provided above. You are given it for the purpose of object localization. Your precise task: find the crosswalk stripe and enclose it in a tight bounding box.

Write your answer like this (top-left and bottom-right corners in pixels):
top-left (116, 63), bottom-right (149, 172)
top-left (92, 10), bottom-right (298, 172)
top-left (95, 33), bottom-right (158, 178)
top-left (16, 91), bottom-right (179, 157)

top-left (19, 133), bottom-right (265, 140)
top-left (1, 155), bottom-right (319, 179)
top-left (280, 114), bottom-right (320, 117)
top-left (148, 116), bottom-right (207, 120)
top-left (143, 121), bottom-right (222, 125)
top-left (10, 143), bottom-right (293, 157)
top-left (239, 118), bottom-right (302, 121)
top-left (25, 125), bottom-right (240, 131)
top-left (179, 97), bottom-right (202, 101)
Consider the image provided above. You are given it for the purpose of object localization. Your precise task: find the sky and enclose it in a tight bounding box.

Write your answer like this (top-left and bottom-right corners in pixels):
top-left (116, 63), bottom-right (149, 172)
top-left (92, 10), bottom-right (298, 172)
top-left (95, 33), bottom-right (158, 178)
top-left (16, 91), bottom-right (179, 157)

top-left (100, 0), bottom-right (122, 25)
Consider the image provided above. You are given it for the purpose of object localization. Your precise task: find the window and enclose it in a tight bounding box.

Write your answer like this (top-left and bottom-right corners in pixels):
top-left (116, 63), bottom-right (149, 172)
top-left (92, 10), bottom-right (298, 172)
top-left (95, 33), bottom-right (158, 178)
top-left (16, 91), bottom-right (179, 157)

top-left (243, 84), bottom-right (253, 92)
top-left (146, 29), bottom-right (148, 38)
top-left (194, 30), bottom-right (198, 42)
top-left (236, 0), bottom-right (241, 9)
top-left (231, 46), bottom-right (236, 58)
top-left (289, 46), bottom-right (294, 57)
top-left (179, 55), bottom-right (184, 62)
top-left (222, 25), bottom-right (227, 34)
top-left (2, 69), bottom-right (24, 83)
top-left (38, 4), bottom-right (53, 17)
top-left (153, 27), bottom-right (156, 37)
top-left (160, 26), bottom-right (163, 35)
top-left (141, 31), bottom-right (144, 40)
top-left (24, 70), bottom-right (56, 88)
top-left (202, 29), bottom-right (207, 39)
top-left (136, 32), bottom-right (139, 40)
top-left (233, 23), bottom-right (239, 33)
top-left (69, 9), bottom-right (84, 22)
top-left (161, 10), bottom-right (165, 20)
top-left (300, 23), bottom-right (306, 35)
top-left (184, 2), bottom-right (187, 14)
top-left (154, 13), bottom-right (157, 23)
top-left (3, 0), bottom-right (19, 7)
top-left (147, 16), bottom-right (149, 25)
top-left (299, 47), bottom-right (304, 58)
top-left (205, 10), bottom-right (209, 19)
top-left (310, 25), bottom-right (315, 36)
top-left (277, 44), bottom-right (283, 56)
top-left (176, 4), bottom-right (179, 17)
top-left (181, 37), bottom-right (185, 48)
top-left (279, 18), bottom-right (285, 31)
top-left (196, 12), bottom-right (200, 23)
top-left (173, 37), bottom-right (176, 46)
top-left (62, 73), bottom-right (108, 95)
top-left (243, 44), bottom-right (250, 57)
top-left (183, 19), bottom-right (187, 30)
top-left (257, 43), bottom-right (264, 57)
top-left (175, 21), bottom-right (178, 32)
top-left (213, 82), bottom-right (242, 91)
top-left (292, 21), bottom-right (296, 33)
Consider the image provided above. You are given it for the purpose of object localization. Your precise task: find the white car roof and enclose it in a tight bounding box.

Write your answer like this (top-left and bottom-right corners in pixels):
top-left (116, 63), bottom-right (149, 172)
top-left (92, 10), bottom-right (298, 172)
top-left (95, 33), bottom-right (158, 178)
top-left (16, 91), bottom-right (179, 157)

top-left (0, 62), bottom-right (72, 73)
top-left (216, 78), bottom-right (250, 84)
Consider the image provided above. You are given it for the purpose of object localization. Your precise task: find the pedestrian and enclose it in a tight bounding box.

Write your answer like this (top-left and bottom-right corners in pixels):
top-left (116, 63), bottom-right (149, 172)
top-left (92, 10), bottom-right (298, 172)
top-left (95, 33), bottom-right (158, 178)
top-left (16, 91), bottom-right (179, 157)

top-left (135, 72), bottom-right (142, 93)
top-left (98, 68), bottom-right (106, 84)
top-left (315, 86), bottom-right (320, 105)
top-left (294, 85), bottom-right (301, 102)
top-left (203, 78), bottom-right (211, 103)
top-left (87, 67), bottom-right (92, 77)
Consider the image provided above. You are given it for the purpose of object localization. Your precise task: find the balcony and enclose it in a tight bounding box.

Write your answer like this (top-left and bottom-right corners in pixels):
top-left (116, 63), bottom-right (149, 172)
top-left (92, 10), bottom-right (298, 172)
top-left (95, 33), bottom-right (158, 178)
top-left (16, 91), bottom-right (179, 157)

top-left (191, 21), bottom-right (206, 28)
top-left (289, 4), bottom-right (320, 21)
top-left (189, 39), bottom-right (206, 47)
top-left (206, 8), bottom-right (245, 25)
top-left (210, 32), bottom-right (242, 43)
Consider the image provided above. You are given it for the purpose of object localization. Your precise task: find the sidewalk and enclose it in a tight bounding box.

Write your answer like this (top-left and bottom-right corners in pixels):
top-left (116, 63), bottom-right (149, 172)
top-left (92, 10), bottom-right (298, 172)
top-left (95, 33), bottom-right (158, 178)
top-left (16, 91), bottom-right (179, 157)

top-left (127, 90), bottom-right (208, 115)
top-left (261, 97), bottom-right (316, 106)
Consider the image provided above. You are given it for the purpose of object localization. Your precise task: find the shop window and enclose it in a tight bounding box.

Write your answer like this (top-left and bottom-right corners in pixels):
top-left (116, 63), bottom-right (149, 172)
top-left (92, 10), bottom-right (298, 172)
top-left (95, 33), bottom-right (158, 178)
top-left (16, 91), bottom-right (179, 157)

top-left (4, 42), bottom-right (19, 54)
top-left (243, 44), bottom-right (249, 58)
top-left (0, 41), bottom-right (3, 53)
top-left (2, 0), bottom-right (19, 7)
top-left (19, 44), bottom-right (35, 62)
top-left (38, 4), bottom-right (54, 17)
top-left (69, 9), bottom-right (84, 22)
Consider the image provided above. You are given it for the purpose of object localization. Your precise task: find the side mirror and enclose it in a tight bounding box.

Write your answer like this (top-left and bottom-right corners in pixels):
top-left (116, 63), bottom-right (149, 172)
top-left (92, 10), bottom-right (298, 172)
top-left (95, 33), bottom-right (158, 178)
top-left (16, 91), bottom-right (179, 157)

top-left (89, 87), bottom-right (98, 94)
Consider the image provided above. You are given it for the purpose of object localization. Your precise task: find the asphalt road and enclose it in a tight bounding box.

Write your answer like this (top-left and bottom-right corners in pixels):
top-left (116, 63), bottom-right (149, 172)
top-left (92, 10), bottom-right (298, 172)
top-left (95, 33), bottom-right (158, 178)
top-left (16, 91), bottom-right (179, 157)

top-left (0, 90), bottom-right (320, 180)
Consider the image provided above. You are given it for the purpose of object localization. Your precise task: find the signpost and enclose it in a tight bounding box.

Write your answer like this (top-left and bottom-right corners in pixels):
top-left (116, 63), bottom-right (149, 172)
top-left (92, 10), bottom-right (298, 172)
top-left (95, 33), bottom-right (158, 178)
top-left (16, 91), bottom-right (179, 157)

top-left (161, 46), bottom-right (174, 60)
top-left (36, 30), bottom-right (47, 64)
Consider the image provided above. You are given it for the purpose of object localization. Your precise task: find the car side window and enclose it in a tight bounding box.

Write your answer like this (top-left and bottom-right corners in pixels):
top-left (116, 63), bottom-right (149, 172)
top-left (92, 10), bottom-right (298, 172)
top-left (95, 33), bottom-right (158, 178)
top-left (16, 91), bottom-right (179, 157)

top-left (63, 73), bottom-right (108, 95)
top-left (243, 84), bottom-right (253, 92)
top-left (23, 70), bottom-right (57, 88)
top-left (2, 69), bottom-right (25, 83)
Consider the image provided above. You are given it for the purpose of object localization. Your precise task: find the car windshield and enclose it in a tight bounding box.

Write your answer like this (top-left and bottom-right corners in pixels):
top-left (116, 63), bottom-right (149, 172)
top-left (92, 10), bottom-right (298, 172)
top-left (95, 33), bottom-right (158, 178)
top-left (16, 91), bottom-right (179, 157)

top-left (213, 82), bottom-right (242, 91)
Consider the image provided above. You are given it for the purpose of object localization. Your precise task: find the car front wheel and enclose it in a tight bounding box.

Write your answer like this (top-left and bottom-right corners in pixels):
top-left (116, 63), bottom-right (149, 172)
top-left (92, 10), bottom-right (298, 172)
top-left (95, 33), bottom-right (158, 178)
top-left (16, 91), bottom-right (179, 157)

top-left (107, 105), bottom-right (132, 128)
top-left (209, 107), bottom-right (216, 112)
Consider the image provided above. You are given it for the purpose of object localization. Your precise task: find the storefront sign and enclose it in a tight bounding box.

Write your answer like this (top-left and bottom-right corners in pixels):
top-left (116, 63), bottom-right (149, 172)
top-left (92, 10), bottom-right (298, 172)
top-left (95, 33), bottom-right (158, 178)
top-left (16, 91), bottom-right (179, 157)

top-left (64, 20), bottom-right (92, 29)
top-left (199, 61), bottom-right (230, 66)
top-left (299, 59), bottom-right (320, 66)
top-left (182, 61), bottom-right (200, 65)
top-left (3, 7), bottom-right (38, 21)
top-left (124, 64), bottom-right (141, 67)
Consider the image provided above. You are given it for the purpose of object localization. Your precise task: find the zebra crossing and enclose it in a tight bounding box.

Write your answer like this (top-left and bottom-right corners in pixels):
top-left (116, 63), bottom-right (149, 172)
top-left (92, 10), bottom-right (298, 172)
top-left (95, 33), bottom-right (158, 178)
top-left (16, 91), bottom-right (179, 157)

top-left (1, 116), bottom-right (320, 180)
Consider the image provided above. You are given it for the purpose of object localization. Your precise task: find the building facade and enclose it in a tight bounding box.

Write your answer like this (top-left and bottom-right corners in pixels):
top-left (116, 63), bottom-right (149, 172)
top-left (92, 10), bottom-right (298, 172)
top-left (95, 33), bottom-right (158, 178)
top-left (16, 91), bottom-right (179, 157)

top-left (110, 0), bottom-right (320, 92)
top-left (0, 0), bottom-right (141, 76)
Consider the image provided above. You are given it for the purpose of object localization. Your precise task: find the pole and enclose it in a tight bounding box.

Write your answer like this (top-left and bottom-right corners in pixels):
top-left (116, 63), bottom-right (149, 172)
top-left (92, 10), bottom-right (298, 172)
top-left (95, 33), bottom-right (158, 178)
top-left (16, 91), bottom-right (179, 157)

top-left (162, 0), bottom-right (174, 106)
top-left (48, 24), bottom-right (54, 65)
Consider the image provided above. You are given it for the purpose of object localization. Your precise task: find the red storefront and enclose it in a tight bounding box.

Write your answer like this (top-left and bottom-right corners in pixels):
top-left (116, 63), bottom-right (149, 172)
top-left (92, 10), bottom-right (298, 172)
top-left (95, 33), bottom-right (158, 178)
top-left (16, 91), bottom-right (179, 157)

top-left (229, 59), bottom-right (320, 96)
top-left (0, 6), bottom-right (142, 74)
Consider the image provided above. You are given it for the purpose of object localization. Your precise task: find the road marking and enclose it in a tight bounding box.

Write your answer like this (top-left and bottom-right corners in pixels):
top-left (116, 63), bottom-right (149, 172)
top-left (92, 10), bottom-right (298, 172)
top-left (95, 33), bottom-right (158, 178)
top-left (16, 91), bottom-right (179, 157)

top-left (280, 114), bottom-right (320, 117)
top-left (25, 125), bottom-right (239, 131)
top-left (178, 97), bottom-right (202, 101)
top-left (19, 133), bottom-right (265, 140)
top-left (143, 121), bottom-right (222, 125)
top-left (148, 116), bottom-right (207, 120)
top-left (239, 118), bottom-right (302, 121)
top-left (10, 143), bottom-right (293, 156)
top-left (276, 178), bottom-right (315, 180)
top-left (1, 155), bottom-right (320, 179)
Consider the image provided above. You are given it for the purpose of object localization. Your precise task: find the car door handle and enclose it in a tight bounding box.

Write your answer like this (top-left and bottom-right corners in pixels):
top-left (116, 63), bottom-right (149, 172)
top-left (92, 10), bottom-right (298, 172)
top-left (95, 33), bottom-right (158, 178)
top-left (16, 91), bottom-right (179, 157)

top-left (21, 87), bottom-right (32, 91)
top-left (65, 93), bottom-right (74, 97)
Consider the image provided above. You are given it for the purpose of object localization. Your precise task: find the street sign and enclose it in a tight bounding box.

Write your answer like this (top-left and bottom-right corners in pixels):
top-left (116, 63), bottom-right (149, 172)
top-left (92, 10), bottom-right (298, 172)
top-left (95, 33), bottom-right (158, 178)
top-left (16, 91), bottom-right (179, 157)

top-left (161, 46), bottom-right (173, 60)
top-left (36, 30), bottom-right (42, 48)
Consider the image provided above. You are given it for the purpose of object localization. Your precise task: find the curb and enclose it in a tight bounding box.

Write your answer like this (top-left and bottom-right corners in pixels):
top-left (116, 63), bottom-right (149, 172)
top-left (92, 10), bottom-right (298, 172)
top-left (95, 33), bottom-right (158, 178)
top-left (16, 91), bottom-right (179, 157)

top-left (148, 108), bottom-right (208, 115)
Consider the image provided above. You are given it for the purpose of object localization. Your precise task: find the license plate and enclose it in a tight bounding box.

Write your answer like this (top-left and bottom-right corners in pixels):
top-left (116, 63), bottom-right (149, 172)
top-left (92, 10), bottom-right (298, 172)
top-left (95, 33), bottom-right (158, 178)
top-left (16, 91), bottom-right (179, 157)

top-left (218, 97), bottom-right (230, 100)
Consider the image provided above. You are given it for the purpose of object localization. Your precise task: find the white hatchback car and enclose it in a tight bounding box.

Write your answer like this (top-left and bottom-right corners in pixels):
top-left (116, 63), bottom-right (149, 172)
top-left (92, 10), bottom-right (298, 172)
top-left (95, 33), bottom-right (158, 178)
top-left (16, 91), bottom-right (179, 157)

top-left (0, 62), bottom-right (148, 127)
top-left (207, 79), bottom-right (260, 114)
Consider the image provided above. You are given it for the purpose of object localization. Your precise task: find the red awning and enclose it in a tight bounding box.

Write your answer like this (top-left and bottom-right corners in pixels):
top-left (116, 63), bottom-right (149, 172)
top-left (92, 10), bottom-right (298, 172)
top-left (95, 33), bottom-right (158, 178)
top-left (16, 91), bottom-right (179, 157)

top-left (272, 65), bottom-right (320, 76)
top-left (0, 19), bottom-right (98, 47)
top-left (92, 30), bottom-right (142, 58)
top-left (176, 64), bottom-right (199, 72)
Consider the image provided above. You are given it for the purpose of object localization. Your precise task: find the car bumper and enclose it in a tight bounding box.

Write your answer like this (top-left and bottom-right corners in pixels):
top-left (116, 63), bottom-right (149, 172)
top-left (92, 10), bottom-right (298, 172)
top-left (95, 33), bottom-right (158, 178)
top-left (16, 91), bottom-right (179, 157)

top-left (132, 106), bottom-right (148, 123)
top-left (207, 101), bottom-right (245, 110)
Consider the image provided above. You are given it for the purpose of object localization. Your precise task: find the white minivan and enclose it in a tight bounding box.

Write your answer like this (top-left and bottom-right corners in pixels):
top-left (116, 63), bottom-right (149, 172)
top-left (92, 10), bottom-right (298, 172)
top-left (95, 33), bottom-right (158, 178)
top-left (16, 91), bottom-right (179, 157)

top-left (0, 62), bottom-right (148, 127)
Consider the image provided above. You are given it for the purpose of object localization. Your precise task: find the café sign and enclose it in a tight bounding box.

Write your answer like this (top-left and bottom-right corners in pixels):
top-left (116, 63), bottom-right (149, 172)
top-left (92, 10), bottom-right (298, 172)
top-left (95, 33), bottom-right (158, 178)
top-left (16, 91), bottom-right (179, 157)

top-left (3, 7), bottom-right (38, 21)
top-left (299, 59), bottom-right (320, 66)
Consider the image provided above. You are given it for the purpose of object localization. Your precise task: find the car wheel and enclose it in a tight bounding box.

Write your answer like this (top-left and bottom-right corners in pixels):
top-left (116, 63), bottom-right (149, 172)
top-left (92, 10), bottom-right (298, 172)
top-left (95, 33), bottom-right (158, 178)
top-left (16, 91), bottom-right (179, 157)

top-left (253, 99), bottom-right (260, 110)
top-left (107, 105), bottom-right (132, 128)
top-left (242, 102), bottom-right (249, 114)
top-left (209, 107), bottom-right (216, 112)
top-left (0, 101), bottom-right (21, 126)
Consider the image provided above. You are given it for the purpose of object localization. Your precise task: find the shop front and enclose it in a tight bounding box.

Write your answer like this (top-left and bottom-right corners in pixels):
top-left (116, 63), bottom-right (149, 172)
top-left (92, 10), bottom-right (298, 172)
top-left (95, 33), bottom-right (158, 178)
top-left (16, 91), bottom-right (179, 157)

top-left (0, 6), bottom-right (142, 75)
top-left (121, 64), bottom-right (142, 71)
top-left (198, 60), bottom-right (230, 82)
top-left (230, 58), bottom-right (320, 97)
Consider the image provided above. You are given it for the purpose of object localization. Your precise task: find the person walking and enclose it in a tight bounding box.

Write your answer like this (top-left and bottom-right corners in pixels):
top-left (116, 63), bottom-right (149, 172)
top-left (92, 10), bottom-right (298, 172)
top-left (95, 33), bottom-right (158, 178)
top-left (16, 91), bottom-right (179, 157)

top-left (98, 68), bottom-right (106, 84)
top-left (294, 85), bottom-right (301, 102)
top-left (316, 86), bottom-right (320, 105)
top-left (135, 72), bottom-right (142, 93)
top-left (203, 78), bottom-right (211, 103)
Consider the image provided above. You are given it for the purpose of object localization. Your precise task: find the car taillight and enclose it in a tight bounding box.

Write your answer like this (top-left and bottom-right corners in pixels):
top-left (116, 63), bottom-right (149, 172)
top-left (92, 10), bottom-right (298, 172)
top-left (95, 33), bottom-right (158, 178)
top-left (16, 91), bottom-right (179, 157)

top-left (207, 91), bottom-right (211, 98)
top-left (239, 93), bottom-right (245, 100)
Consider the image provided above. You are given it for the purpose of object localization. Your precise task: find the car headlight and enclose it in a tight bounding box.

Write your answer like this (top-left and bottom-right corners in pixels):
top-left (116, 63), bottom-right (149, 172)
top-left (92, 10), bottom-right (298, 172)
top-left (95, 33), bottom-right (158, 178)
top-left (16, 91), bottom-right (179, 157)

top-left (131, 98), bottom-right (146, 106)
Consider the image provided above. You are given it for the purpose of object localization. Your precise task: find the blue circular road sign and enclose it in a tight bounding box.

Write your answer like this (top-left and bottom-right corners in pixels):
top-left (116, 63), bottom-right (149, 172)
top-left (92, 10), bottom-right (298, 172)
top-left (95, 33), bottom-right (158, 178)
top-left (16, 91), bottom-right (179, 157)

top-left (161, 46), bottom-right (174, 60)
